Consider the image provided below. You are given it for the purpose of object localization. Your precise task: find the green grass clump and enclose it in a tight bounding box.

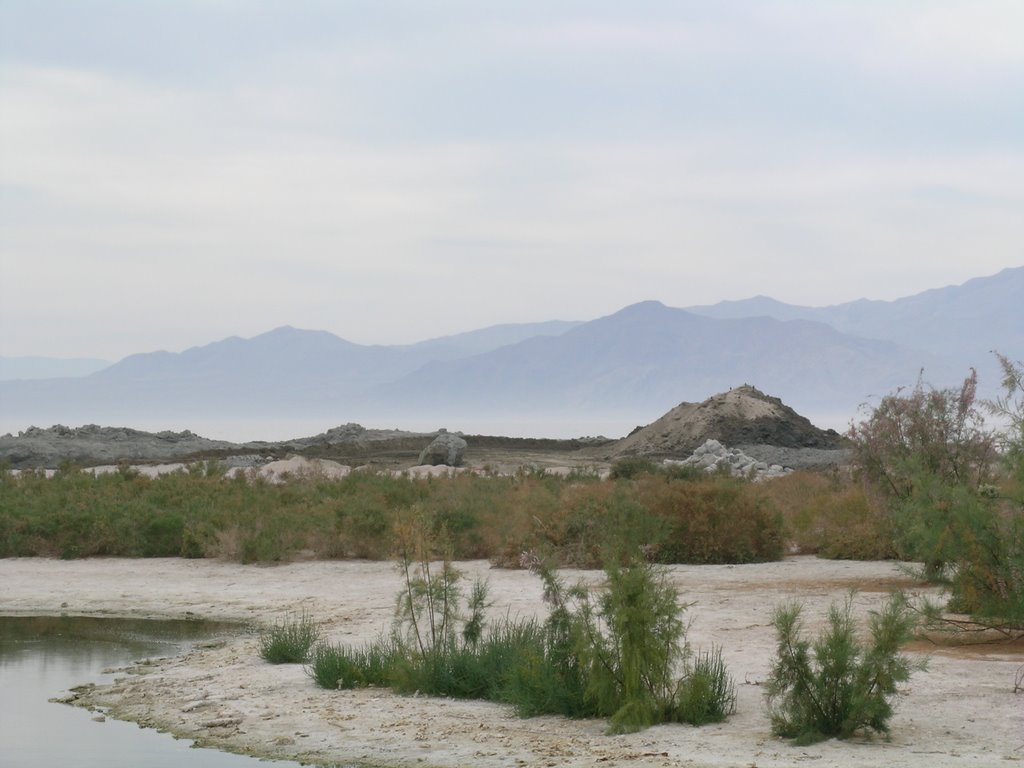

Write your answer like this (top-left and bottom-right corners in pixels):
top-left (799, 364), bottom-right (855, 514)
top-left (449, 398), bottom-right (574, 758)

top-left (673, 647), bottom-right (737, 725)
top-left (308, 637), bottom-right (399, 689)
top-left (259, 613), bottom-right (322, 664)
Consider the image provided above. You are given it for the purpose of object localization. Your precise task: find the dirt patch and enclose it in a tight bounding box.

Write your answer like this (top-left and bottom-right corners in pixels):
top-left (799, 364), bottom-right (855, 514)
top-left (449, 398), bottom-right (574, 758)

top-left (719, 574), bottom-right (927, 594)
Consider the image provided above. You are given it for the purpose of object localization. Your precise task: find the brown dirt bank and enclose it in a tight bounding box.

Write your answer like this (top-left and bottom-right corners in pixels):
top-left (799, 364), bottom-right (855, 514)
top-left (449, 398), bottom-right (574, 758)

top-left (1, 557), bottom-right (1020, 767)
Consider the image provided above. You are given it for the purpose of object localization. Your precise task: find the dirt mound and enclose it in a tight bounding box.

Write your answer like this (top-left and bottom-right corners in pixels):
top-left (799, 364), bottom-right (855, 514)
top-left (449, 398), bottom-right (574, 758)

top-left (610, 385), bottom-right (842, 459)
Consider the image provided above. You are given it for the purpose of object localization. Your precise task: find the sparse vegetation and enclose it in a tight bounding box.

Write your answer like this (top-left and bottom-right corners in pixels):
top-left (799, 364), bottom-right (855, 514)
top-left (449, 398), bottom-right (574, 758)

top-left (304, 522), bottom-right (736, 734)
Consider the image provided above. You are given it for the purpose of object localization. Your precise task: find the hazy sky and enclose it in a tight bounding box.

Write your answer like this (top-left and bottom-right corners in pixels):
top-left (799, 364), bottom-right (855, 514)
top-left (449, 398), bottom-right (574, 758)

top-left (2, 1), bottom-right (1022, 360)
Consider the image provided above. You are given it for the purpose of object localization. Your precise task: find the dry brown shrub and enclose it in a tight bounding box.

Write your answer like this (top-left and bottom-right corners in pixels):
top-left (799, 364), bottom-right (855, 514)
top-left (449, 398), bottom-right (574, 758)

top-left (757, 471), bottom-right (895, 559)
top-left (636, 475), bottom-right (785, 564)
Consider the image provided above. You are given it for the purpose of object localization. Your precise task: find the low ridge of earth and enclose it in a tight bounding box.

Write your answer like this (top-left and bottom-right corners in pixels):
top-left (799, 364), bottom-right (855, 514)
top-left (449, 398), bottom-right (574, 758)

top-left (608, 385), bottom-right (844, 460)
top-left (0, 422), bottom-right (614, 472)
top-left (0, 423), bottom-right (435, 470)
top-left (1, 385), bottom-right (846, 471)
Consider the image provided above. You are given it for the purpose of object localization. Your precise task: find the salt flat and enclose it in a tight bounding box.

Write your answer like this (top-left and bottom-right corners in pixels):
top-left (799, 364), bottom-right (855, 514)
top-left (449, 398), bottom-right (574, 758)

top-left (1, 556), bottom-right (1019, 767)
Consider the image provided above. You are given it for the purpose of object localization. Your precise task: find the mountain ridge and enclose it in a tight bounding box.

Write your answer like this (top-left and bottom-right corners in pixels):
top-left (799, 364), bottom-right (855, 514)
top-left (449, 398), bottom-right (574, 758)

top-left (1, 268), bottom-right (1017, 436)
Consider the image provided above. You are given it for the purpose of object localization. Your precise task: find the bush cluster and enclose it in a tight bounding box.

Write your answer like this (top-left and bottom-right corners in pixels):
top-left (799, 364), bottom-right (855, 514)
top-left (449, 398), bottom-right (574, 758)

top-left (308, 542), bottom-right (736, 734)
top-left (0, 464), bottom-right (786, 566)
top-left (301, 524), bottom-right (919, 744)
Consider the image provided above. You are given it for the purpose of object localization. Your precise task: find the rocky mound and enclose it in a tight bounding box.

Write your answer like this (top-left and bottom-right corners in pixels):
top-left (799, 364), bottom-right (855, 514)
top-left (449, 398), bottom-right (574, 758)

top-left (610, 385), bottom-right (842, 459)
top-left (0, 425), bottom-right (236, 470)
top-left (0, 422), bottom-right (432, 470)
top-left (664, 439), bottom-right (792, 481)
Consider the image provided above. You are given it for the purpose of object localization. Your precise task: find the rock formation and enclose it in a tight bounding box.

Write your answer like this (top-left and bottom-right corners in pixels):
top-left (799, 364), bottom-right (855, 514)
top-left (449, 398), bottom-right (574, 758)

top-left (417, 430), bottom-right (467, 466)
top-left (664, 438), bottom-right (791, 481)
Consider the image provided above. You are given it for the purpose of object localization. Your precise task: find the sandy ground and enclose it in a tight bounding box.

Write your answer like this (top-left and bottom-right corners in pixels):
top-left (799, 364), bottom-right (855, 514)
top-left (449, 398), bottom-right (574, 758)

top-left (1, 556), bottom-right (1021, 767)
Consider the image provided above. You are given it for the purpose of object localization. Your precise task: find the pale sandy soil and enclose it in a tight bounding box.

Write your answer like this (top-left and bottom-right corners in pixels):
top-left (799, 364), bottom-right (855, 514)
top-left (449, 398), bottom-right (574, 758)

top-left (1, 556), bottom-right (1021, 767)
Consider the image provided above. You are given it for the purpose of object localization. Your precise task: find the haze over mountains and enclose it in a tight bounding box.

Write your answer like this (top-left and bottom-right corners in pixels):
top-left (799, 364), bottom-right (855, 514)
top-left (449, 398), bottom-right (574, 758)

top-left (1, 268), bottom-right (1019, 439)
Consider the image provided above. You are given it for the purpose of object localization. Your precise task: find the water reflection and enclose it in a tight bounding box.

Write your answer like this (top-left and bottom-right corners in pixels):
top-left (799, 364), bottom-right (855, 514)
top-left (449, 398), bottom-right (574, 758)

top-left (0, 616), bottom-right (308, 768)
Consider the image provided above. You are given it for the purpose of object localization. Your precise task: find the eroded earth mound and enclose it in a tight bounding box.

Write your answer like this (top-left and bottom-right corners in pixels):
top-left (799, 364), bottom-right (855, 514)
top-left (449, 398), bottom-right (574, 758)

top-left (610, 385), bottom-right (843, 459)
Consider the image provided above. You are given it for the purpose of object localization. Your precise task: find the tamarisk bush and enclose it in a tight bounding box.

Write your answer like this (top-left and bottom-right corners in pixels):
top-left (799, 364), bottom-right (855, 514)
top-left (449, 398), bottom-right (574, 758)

top-left (765, 594), bottom-right (923, 744)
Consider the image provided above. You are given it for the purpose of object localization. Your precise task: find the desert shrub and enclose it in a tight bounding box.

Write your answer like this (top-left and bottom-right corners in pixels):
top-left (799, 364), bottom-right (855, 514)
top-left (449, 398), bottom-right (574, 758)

top-left (517, 554), bottom-right (736, 733)
top-left (583, 558), bottom-right (694, 732)
top-left (557, 482), bottom-right (668, 567)
top-left (765, 594), bottom-right (923, 744)
top-left (849, 370), bottom-right (996, 498)
top-left (138, 511), bottom-right (186, 557)
top-left (673, 647), bottom-right (737, 725)
top-left (390, 618), bottom-right (543, 701)
top-left (660, 463), bottom-right (706, 482)
top-left (988, 352), bottom-right (1024, 474)
top-left (903, 479), bottom-right (1024, 626)
top-left (850, 364), bottom-right (1024, 628)
top-left (608, 457), bottom-right (659, 480)
top-left (259, 613), bottom-right (322, 664)
top-left (309, 540), bottom-right (735, 734)
top-left (639, 475), bottom-right (784, 564)
top-left (760, 471), bottom-right (895, 559)
top-left (391, 503), bottom-right (483, 655)
top-left (418, 474), bottom-right (522, 559)
top-left (486, 475), bottom-right (564, 567)
top-left (332, 471), bottom-right (428, 558)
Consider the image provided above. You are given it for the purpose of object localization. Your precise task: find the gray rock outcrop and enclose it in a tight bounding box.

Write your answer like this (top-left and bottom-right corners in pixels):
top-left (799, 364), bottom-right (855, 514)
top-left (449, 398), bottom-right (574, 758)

top-left (0, 424), bottom-right (236, 469)
top-left (664, 438), bottom-right (791, 481)
top-left (418, 430), bottom-right (467, 467)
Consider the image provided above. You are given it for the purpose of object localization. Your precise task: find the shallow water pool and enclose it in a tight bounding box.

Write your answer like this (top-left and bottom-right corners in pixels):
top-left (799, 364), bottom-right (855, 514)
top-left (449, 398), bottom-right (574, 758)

top-left (0, 615), bottom-right (313, 768)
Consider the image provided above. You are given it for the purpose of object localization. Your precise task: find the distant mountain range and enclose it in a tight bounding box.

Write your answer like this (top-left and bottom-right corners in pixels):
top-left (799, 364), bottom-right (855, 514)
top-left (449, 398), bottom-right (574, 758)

top-left (685, 267), bottom-right (1024, 371)
top-left (1, 267), bottom-right (1019, 437)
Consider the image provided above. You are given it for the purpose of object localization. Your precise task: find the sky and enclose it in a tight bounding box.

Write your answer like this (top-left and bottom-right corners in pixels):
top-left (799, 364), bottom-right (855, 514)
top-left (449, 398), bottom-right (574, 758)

top-left (2, 1), bottom-right (1023, 361)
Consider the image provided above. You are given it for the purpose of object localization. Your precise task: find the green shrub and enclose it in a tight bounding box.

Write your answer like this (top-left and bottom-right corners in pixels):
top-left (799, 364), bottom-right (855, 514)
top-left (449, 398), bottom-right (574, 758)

top-left (259, 613), bottom-right (322, 664)
top-left (521, 554), bottom-right (737, 733)
top-left (390, 619), bottom-right (541, 701)
top-left (765, 594), bottom-right (923, 744)
top-left (309, 637), bottom-right (399, 689)
top-left (306, 546), bottom-right (736, 735)
top-left (673, 647), bottom-right (737, 725)
top-left (849, 370), bottom-right (995, 499)
top-left (609, 457), bottom-right (659, 480)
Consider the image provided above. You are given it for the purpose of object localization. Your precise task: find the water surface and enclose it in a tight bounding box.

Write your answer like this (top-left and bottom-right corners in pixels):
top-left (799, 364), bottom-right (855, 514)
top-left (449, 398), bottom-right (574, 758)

top-left (0, 615), bottom-right (310, 768)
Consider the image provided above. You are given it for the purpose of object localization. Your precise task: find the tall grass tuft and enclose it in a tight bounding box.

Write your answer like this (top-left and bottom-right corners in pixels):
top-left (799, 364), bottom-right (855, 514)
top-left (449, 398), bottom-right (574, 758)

top-left (674, 647), bottom-right (737, 725)
top-left (309, 637), bottom-right (399, 689)
top-left (259, 612), bottom-right (322, 664)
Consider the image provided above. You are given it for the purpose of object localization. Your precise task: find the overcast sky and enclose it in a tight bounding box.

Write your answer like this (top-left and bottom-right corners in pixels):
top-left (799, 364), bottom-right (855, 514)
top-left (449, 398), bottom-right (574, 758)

top-left (2, 1), bottom-right (1022, 360)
